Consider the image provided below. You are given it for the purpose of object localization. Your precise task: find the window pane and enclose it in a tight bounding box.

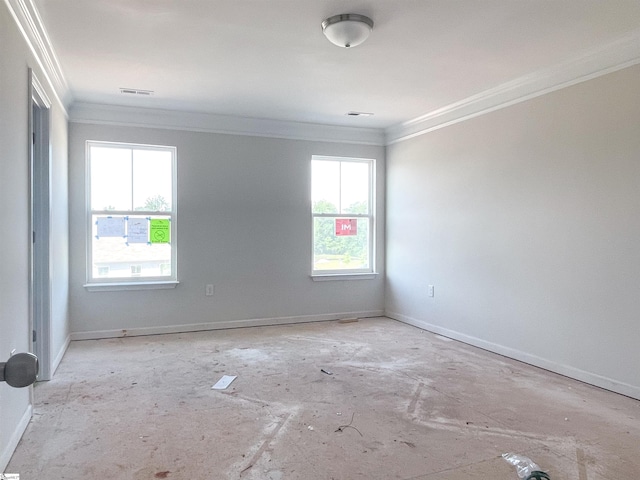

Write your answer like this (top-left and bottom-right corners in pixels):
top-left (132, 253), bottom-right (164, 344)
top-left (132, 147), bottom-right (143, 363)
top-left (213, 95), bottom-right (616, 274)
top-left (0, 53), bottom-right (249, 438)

top-left (91, 214), bottom-right (172, 278)
top-left (340, 161), bottom-right (369, 214)
top-left (312, 160), bottom-right (340, 212)
top-left (90, 147), bottom-right (132, 211)
top-left (132, 149), bottom-right (173, 211)
top-left (313, 217), bottom-right (370, 271)
top-left (311, 155), bottom-right (373, 274)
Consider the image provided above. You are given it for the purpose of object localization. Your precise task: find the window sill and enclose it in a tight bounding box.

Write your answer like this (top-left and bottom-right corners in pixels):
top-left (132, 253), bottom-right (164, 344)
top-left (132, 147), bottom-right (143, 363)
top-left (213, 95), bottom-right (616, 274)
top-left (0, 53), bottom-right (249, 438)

top-left (84, 281), bottom-right (179, 292)
top-left (311, 273), bottom-right (378, 282)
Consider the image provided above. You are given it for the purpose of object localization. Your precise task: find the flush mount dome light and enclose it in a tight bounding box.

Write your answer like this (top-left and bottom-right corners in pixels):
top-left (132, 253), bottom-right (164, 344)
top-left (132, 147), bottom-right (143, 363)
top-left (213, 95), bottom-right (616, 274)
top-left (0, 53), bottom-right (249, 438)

top-left (322, 14), bottom-right (374, 48)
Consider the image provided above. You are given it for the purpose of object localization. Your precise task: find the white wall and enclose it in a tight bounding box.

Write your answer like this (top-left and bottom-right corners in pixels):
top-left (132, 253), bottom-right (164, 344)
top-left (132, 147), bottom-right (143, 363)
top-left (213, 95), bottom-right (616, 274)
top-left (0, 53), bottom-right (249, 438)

top-left (0, 2), bottom-right (69, 470)
top-left (50, 104), bottom-right (70, 371)
top-left (386, 64), bottom-right (640, 399)
top-left (69, 123), bottom-right (385, 337)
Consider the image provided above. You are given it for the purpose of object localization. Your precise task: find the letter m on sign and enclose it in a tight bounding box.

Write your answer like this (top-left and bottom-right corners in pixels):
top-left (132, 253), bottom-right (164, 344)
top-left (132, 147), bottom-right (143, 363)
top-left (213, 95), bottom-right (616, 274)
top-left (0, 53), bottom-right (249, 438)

top-left (335, 219), bottom-right (357, 236)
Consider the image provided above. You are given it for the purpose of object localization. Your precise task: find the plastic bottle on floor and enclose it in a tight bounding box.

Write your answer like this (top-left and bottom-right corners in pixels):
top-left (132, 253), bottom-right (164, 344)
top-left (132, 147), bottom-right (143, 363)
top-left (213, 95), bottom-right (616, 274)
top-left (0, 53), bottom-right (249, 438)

top-left (502, 453), bottom-right (551, 480)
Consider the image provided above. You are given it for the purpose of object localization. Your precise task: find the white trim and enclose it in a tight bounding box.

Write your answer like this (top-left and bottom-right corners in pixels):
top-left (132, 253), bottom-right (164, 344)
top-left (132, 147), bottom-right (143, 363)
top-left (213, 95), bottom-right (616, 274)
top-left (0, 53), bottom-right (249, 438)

top-left (311, 156), bottom-right (376, 275)
top-left (69, 310), bottom-right (384, 340)
top-left (50, 334), bottom-right (70, 377)
top-left (311, 273), bottom-right (378, 281)
top-left (31, 72), bottom-right (51, 109)
top-left (85, 142), bottom-right (178, 287)
top-left (84, 281), bottom-right (179, 292)
top-left (29, 69), bottom-right (53, 382)
top-left (385, 27), bottom-right (640, 145)
top-left (70, 103), bottom-right (386, 146)
top-left (9, 0), bottom-right (638, 148)
top-left (0, 403), bottom-right (32, 472)
top-left (387, 311), bottom-right (640, 401)
top-left (4, 0), bottom-right (71, 112)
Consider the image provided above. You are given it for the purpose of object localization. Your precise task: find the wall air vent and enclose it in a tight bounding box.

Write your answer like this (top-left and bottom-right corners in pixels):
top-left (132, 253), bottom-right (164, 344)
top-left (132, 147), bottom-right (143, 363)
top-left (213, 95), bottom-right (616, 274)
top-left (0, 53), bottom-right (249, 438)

top-left (120, 88), bottom-right (154, 96)
top-left (346, 111), bottom-right (373, 117)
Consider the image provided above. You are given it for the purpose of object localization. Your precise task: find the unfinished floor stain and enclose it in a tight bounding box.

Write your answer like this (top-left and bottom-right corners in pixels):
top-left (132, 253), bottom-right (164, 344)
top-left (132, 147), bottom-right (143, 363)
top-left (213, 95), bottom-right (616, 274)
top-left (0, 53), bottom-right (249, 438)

top-left (240, 413), bottom-right (292, 477)
top-left (407, 382), bottom-right (425, 414)
top-left (7, 318), bottom-right (640, 479)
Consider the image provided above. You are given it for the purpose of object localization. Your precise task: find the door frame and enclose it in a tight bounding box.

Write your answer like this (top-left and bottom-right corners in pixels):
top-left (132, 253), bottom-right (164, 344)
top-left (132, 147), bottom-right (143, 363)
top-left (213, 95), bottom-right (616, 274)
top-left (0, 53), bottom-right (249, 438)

top-left (28, 69), bottom-right (52, 381)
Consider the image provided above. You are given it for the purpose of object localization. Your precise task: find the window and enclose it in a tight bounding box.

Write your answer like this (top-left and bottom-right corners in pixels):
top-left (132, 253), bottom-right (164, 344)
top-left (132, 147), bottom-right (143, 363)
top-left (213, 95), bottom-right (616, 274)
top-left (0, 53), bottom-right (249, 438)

top-left (311, 156), bottom-right (374, 275)
top-left (86, 141), bottom-right (177, 287)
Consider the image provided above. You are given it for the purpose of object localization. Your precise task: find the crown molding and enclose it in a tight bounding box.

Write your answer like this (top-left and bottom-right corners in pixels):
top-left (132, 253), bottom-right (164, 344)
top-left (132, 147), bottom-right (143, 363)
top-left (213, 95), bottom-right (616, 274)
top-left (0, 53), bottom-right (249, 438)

top-left (5, 0), bottom-right (71, 110)
top-left (69, 102), bottom-right (386, 146)
top-left (9, 0), bottom-right (639, 146)
top-left (385, 27), bottom-right (640, 145)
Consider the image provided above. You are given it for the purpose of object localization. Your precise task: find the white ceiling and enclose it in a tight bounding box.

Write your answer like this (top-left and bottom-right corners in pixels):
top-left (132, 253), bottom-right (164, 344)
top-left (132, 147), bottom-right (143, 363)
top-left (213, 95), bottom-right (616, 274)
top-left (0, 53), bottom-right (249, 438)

top-left (30, 0), bottom-right (640, 130)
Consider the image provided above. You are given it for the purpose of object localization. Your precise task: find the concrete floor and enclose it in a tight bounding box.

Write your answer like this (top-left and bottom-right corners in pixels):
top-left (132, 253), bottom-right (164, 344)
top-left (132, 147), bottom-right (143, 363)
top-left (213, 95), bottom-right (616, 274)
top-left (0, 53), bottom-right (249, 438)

top-left (8, 317), bottom-right (640, 479)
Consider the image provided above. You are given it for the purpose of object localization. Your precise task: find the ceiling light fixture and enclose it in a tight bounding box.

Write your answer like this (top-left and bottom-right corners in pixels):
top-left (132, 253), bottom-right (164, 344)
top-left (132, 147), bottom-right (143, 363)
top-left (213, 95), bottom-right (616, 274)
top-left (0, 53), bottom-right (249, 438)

top-left (346, 111), bottom-right (374, 117)
top-left (322, 14), bottom-right (374, 48)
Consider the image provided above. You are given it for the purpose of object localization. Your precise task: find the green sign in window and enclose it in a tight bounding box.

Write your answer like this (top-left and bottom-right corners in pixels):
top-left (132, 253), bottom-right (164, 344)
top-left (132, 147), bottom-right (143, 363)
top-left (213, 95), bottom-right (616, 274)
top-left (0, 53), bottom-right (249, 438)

top-left (149, 219), bottom-right (170, 244)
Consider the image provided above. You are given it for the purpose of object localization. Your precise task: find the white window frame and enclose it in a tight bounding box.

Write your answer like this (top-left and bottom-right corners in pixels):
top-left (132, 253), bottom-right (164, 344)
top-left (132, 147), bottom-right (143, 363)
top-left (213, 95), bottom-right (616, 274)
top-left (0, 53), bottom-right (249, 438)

top-left (311, 155), bottom-right (376, 279)
top-left (85, 141), bottom-right (178, 290)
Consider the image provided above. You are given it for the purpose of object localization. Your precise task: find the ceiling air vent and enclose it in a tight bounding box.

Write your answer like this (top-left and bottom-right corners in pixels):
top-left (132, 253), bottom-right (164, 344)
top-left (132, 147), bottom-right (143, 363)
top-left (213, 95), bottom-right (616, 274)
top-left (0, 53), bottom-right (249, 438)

top-left (120, 88), bottom-right (154, 96)
top-left (346, 111), bottom-right (373, 117)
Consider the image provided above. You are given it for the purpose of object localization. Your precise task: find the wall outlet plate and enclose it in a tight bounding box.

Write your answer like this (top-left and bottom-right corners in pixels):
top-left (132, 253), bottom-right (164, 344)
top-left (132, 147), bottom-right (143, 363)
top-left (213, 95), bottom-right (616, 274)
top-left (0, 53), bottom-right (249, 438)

top-left (205, 284), bottom-right (214, 296)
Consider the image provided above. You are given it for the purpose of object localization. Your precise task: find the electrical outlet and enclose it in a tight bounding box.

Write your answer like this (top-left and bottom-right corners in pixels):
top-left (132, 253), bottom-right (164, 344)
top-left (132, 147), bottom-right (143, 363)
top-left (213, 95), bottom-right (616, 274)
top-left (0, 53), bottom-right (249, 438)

top-left (428, 285), bottom-right (435, 297)
top-left (205, 284), bottom-right (214, 296)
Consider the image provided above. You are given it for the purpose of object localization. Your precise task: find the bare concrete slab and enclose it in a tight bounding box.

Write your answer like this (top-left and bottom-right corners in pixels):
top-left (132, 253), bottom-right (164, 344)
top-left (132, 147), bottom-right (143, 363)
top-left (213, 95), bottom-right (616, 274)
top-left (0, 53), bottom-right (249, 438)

top-left (7, 317), bottom-right (640, 479)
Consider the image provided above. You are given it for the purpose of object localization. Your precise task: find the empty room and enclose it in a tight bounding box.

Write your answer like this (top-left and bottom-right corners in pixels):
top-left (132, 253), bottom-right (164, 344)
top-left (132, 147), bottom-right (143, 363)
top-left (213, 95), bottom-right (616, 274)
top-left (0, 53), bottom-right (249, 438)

top-left (1, 1), bottom-right (640, 478)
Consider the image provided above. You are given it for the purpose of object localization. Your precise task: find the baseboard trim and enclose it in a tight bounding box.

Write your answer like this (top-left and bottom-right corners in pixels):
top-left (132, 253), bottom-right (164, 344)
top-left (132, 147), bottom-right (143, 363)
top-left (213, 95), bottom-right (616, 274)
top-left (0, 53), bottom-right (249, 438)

top-left (70, 310), bottom-right (384, 341)
top-left (386, 311), bottom-right (640, 401)
top-left (0, 403), bottom-right (32, 472)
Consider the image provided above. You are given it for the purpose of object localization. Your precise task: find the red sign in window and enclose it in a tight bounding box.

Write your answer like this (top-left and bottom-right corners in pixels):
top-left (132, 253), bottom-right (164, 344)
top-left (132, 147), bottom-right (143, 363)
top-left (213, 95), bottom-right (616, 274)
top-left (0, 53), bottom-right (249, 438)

top-left (336, 219), bottom-right (357, 236)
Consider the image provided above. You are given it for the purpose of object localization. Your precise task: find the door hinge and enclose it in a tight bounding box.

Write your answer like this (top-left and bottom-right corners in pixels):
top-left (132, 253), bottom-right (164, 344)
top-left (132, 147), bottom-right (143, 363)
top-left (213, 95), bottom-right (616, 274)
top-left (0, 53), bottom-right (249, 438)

top-left (33, 330), bottom-right (37, 342)
top-left (33, 231), bottom-right (36, 243)
top-left (33, 132), bottom-right (36, 144)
